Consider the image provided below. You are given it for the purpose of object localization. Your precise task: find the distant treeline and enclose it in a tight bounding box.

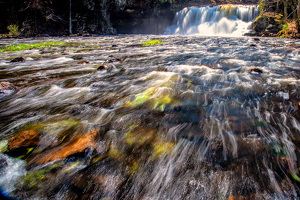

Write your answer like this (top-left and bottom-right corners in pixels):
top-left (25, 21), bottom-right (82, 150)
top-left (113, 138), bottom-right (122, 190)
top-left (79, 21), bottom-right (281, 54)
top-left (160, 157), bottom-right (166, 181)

top-left (0, 0), bottom-right (262, 36)
top-left (260, 0), bottom-right (300, 21)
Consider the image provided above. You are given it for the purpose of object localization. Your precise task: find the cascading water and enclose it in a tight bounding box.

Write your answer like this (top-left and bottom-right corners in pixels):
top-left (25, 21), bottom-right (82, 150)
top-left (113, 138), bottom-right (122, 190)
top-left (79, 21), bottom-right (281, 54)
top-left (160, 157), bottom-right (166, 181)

top-left (165, 5), bottom-right (259, 36)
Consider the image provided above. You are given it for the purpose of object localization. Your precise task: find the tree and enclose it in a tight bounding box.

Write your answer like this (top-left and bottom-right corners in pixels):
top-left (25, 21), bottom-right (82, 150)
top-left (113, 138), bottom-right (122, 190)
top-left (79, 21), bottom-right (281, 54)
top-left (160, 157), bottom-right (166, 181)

top-left (69, 0), bottom-right (72, 34)
top-left (297, 0), bottom-right (300, 31)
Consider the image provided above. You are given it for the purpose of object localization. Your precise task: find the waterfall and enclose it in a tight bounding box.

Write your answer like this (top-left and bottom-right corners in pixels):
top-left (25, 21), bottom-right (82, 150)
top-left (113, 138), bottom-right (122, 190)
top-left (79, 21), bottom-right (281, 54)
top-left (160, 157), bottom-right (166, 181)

top-left (165, 5), bottom-right (259, 36)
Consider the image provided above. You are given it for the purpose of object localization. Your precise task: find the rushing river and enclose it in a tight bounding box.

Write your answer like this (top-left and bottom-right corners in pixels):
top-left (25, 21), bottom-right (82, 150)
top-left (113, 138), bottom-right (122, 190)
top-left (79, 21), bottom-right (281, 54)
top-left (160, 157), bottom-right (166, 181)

top-left (0, 34), bottom-right (300, 200)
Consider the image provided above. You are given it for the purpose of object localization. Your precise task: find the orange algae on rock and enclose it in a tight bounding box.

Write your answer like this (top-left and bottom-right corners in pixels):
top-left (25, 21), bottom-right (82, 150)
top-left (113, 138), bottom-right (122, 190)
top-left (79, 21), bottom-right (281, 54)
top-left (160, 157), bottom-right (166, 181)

top-left (8, 130), bottom-right (39, 151)
top-left (33, 129), bottom-right (99, 164)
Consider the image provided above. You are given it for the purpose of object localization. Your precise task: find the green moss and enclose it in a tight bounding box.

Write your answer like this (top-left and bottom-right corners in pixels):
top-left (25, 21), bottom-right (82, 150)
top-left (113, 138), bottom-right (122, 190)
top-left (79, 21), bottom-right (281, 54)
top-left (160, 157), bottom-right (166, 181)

top-left (0, 42), bottom-right (89, 52)
top-left (0, 140), bottom-right (8, 153)
top-left (290, 171), bottom-right (300, 182)
top-left (129, 88), bottom-right (155, 107)
top-left (258, 0), bottom-right (265, 13)
top-left (21, 162), bottom-right (64, 189)
top-left (125, 87), bottom-right (178, 111)
top-left (142, 40), bottom-right (163, 46)
top-left (152, 96), bottom-right (172, 111)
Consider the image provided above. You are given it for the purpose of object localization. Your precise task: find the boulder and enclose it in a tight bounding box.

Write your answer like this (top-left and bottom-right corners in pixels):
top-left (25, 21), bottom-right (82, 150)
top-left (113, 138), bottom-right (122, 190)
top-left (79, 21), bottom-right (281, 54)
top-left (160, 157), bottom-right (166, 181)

top-left (248, 68), bottom-right (263, 74)
top-left (10, 57), bottom-right (25, 63)
top-left (252, 12), bottom-right (284, 37)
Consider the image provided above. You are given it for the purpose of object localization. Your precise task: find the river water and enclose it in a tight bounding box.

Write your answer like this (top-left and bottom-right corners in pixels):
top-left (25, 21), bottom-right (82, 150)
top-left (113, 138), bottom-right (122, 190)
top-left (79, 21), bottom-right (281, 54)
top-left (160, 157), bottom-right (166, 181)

top-left (0, 34), bottom-right (299, 199)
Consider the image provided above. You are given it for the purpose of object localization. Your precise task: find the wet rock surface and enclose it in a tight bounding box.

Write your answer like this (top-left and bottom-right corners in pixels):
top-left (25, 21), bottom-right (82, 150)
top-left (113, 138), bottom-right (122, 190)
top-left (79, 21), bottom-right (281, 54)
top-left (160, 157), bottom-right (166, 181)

top-left (8, 130), bottom-right (39, 152)
top-left (0, 35), bottom-right (299, 199)
top-left (31, 129), bottom-right (99, 165)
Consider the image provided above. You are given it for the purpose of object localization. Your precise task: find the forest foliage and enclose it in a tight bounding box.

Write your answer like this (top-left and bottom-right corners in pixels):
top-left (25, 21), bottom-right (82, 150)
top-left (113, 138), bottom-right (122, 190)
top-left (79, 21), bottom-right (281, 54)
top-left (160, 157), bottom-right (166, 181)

top-left (257, 0), bottom-right (300, 37)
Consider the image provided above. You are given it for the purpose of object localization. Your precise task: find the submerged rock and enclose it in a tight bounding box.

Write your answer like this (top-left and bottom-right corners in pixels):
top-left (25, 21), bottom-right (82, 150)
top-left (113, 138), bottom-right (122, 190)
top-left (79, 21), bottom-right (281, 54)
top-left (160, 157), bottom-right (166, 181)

top-left (10, 57), bottom-right (25, 63)
top-left (8, 130), bottom-right (39, 152)
top-left (32, 129), bottom-right (99, 164)
top-left (97, 65), bottom-right (107, 71)
top-left (77, 61), bottom-right (89, 64)
top-left (50, 157), bottom-right (124, 199)
top-left (0, 82), bottom-right (16, 99)
top-left (248, 68), bottom-right (263, 74)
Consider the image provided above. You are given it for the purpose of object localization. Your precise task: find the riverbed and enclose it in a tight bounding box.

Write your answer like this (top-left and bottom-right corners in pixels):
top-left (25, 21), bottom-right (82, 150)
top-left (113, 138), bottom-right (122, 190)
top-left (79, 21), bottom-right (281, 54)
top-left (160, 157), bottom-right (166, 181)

top-left (0, 35), bottom-right (300, 199)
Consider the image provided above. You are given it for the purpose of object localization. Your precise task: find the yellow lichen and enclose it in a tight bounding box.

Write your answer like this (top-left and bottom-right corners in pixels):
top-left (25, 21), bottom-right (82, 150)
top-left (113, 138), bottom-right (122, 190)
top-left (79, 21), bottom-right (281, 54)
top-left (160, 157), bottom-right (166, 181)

top-left (152, 141), bottom-right (175, 159)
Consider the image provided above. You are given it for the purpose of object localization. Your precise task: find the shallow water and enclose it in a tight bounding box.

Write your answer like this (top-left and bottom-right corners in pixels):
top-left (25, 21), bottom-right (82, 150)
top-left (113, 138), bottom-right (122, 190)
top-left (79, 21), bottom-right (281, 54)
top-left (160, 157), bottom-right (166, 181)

top-left (0, 35), bottom-right (300, 199)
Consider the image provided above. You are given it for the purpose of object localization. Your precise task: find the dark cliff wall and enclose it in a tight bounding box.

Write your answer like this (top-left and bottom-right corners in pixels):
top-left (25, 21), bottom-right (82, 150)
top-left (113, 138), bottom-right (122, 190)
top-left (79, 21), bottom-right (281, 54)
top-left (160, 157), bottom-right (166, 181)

top-left (0, 0), bottom-right (259, 36)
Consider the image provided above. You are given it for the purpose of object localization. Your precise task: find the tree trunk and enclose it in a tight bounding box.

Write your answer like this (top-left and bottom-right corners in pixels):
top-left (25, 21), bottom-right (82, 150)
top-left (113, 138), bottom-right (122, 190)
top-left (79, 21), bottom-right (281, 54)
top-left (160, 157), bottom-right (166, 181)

top-left (69, 0), bottom-right (72, 34)
top-left (296, 0), bottom-right (300, 33)
top-left (284, 0), bottom-right (288, 20)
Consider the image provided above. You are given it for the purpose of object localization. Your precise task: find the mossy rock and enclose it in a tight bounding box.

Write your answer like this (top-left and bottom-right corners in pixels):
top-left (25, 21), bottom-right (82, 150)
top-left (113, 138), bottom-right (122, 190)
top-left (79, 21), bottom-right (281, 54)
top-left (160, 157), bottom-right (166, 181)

top-left (6, 119), bottom-right (80, 157)
top-left (252, 12), bottom-right (284, 37)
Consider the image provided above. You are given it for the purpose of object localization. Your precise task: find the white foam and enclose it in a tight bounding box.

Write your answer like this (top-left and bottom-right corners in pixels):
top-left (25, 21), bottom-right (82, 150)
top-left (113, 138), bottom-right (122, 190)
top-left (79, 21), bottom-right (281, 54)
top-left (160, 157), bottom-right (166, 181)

top-left (165, 5), bottom-right (259, 37)
top-left (0, 154), bottom-right (26, 195)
